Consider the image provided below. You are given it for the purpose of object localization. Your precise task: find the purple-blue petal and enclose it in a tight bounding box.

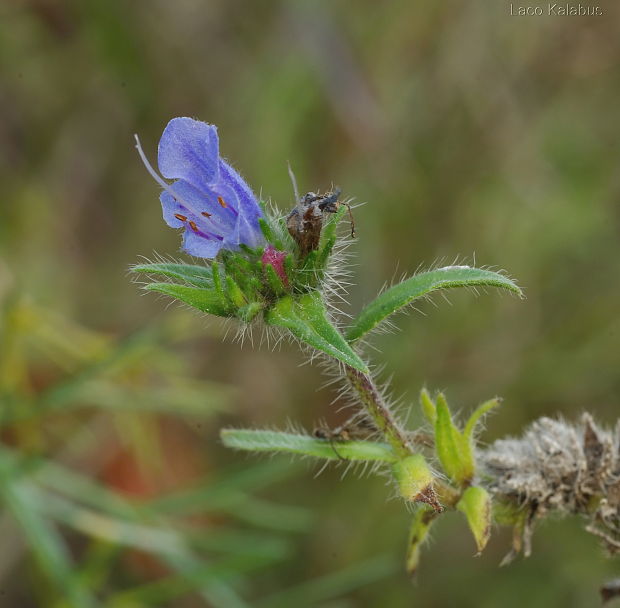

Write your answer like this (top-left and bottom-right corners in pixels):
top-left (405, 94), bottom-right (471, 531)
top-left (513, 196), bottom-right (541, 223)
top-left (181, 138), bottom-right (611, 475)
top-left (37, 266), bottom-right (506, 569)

top-left (217, 160), bottom-right (263, 247)
top-left (218, 159), bottom-right (261, 219)
top-left (160, 190), bottom-right (186, 229)
top-left (152, 118), bottom-right (266, 258)
top-left (160, 180), bottom-right (236, 236)
top-left (158, 118), bottom-right (220, 194)
top-left (182, 228), bottom-right (223, 258)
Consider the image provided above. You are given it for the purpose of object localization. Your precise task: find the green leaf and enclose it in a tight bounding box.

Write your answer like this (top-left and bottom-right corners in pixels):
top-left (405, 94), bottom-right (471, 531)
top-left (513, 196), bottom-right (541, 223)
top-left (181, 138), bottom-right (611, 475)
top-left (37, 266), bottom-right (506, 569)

top-left (238, 302), bottom-right (263, 322)
top-left (258, 217), bottom-right (283, 250)
top-left (434, 393), bottom-right (473, 486)
top-left (406, 505), bottom-right (439, 577)
top-left (225, 276), bottom-right (247, 308)
top-left (457, 486), bottom-right (492, 553)
top-left (145, 283), bottom-right (233, 317)
top-left (221, 428), bottom-right (396, 462)
top-left (314, 205), bottom-right (348, 272)
top-left (266, 293), bottom-right (368, 372)
top-left (264, 263), bottom-right (286, 296)
top-left (132, 262), bottom-right (214, 288)
top-left (463, 397), bottom-right (502, 444)
top-left (419, 388), bottom-right (437, 425)
top-left (346, 265), bottom-right (522, 342)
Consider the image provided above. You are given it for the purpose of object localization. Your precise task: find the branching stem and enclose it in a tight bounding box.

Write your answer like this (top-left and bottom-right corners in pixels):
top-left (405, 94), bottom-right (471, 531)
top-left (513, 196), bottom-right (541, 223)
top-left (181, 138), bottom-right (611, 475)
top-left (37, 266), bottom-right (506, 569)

top-left (344, 365), bottom-right (412, 459)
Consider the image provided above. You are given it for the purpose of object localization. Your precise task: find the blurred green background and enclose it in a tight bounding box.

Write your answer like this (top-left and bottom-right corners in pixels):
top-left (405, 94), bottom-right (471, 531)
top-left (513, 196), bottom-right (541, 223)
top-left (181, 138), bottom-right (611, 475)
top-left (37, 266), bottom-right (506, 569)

top-left (1, 0), bottom-right (619, 606)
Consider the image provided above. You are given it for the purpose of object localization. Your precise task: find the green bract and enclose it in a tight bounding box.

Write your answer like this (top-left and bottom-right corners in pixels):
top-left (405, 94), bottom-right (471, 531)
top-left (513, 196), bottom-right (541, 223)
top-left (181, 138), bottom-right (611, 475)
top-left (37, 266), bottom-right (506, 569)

top-left (457, 486), bottom-right (492, 553)
top-left (432, 393), bottom-right (502, 487)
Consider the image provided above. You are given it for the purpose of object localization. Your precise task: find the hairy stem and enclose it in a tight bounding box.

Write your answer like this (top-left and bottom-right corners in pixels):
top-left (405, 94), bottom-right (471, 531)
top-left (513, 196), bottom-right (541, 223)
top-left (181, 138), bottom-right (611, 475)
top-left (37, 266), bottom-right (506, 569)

top-left (344, 365), bottom-right (412, 459)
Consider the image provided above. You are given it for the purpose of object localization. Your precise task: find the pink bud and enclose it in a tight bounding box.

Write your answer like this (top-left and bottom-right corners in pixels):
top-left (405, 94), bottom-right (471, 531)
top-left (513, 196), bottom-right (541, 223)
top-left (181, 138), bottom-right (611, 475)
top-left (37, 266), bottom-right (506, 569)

top-left (261, 245), bottom-right (289, 287)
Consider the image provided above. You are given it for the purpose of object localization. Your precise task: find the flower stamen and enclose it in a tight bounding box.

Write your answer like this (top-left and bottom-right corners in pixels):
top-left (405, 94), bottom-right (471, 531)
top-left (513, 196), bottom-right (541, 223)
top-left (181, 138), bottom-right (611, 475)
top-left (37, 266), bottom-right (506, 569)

top-left (134, 135), bottom-right (195, 211)
top-left (174, 213), bottom-right (188, 222)
top-left (201, 211), bottom-right (212, 218)
top-left (217, 196), bottom-right (228, 208)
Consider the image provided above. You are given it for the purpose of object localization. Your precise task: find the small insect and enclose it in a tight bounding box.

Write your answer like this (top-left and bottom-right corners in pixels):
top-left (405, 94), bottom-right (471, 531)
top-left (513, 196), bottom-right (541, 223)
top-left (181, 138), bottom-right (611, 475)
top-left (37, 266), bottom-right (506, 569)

top-left (313, 417), bottom-right (375, 461)
top-left (285, 166), bottom-right (355, 257)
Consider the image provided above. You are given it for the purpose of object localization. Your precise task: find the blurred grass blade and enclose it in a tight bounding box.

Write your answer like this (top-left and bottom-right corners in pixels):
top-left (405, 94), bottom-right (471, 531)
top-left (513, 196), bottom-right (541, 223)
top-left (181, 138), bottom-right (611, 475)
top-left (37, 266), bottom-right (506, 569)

top-left (192, 528), bottom-right (292, 561)
top-left (225, 496), bottom-right (313, 533)
top-left (266, 293), bottom-right (368, 372)
top-left (256, 555), bottom-right (397, 608)
top-left (35, 487), bottom-right (186, 556)
top-left (346, 266), bottom-right (522, 342)
top-left (221, 428), bottom-right (397, 462)
top-left (109, 552), bottom-right (274, 608)
top-left (163, 552), bottom-right (253, 608)
top-left (54, 377), bottom-right (233, 416)
top-left (132, 262), bottom-right (214, 287)
top-left (0, 458), bottom-right (98, 607)
top-left (148, 459), bottom-right (303, 515)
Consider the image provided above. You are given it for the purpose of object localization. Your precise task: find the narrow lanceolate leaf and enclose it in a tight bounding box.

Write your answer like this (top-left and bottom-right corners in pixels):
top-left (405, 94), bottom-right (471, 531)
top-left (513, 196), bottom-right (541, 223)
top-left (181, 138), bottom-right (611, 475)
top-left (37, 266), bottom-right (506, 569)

top-left (406, 505), bottom-right (440, 577)
top-left (419, 388), bottom-right (437, 425)
top-left (221, 429), bottom-right (397, 462)
top-left (346, 266), bottom-right (522, 342)
top-left (132, 262), bottom-right (214, 288)
top-left (266, 293), bottom-right (368, 372)
top-left (457, 486), bottom-right (492, 554)
top-left (145, 283), bottom-right (233, 317)
top-left (434, 394), bottom-right (473, 486)
top-left (463, 397), bottom-right (502, 445)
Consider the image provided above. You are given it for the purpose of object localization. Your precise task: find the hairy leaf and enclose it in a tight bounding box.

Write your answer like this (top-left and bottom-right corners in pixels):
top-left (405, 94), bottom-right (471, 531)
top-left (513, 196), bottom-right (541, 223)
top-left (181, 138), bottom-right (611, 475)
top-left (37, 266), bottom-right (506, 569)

top-left (145, 283), bottom-right (233, 317)
top-left (132, 262), bottom-right (214, 288)
top-left (221, 429), bottom-right (396, 462)
top-left (266, 293), bottom-right (368, 372)
top-left (346, 266), bottom-right (522, 342)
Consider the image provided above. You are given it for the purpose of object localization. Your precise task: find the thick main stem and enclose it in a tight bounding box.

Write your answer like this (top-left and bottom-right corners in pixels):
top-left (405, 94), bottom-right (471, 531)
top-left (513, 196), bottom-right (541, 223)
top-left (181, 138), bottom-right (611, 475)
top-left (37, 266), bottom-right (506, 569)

top-left (344, 365), bottom-right (412, 459)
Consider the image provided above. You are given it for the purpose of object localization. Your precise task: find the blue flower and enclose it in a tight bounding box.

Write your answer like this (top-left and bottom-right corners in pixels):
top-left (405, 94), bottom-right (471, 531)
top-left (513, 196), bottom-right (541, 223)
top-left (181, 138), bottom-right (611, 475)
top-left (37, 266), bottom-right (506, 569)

top-left (136, 118), bottom-right (264, 258)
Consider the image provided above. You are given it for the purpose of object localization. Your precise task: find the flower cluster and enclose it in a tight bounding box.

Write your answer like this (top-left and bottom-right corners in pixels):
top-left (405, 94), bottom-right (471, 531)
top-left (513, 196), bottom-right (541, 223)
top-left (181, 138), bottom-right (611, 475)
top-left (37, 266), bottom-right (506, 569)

top-left (134, 117), bottom-right (351, 328)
